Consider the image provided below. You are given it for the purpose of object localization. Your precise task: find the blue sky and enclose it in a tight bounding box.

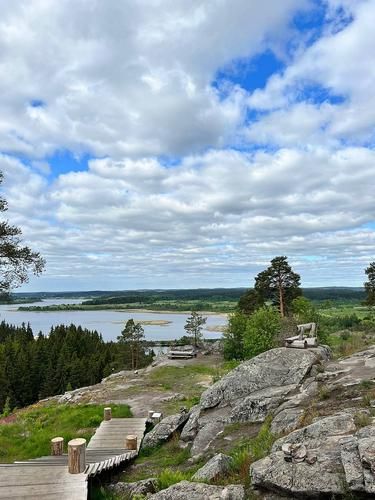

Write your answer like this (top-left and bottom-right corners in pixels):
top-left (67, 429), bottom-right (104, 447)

top-left (0, 0), bottom-right (374, 291)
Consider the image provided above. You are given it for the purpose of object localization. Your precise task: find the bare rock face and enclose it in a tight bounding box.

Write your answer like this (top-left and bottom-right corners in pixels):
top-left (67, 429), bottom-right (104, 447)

top-left (149, 480), bottom-right (245, 499)
top-left (184, 347), bottom-right (326, 455)
top-left (272, 412), bottom-right (357, 452)
top-left (142, 412), bottom-right (189, 449)
top-left (192, 453), bottom-right (233, 481)
top-left (251, 448), bottom-right (345, 497)
top-left (200, 348), bottom-right (324, 411)
top-left (251, 411), bottom-right (375, 498)
top-left (108, 478), bottom-right (157, 497)
top-left (191, 421), bottom-right (225, 456)
top-left (180, 404), bottom-right (200, 442)
top-left (270, 407), bottom-right (305, 435)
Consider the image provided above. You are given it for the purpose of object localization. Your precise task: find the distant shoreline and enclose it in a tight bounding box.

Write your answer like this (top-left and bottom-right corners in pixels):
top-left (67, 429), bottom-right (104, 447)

top-left (17, 304), bottom-right (230, 316)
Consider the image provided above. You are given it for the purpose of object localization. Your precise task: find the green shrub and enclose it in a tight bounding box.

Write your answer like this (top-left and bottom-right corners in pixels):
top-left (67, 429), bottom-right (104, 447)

top-left (230, 417), bottom-right (276, 484)
top-left (157, 469), bottom-right (190, 490)
top-left (243, 307), bottom-right (281, 359)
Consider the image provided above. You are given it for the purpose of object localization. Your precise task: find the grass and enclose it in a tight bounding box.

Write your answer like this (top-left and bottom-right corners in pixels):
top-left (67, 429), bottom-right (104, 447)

top-left (354, 411), bottom-right (372, 428)
top-left (0, 402), bottom-right (131, 463)
top-left (157, 469), bottom-right (191, 490)
top-left (318, 385), bottom-right (331, 401)
top-left (142, 362), bottom-right (234, 414)
top-left (225, 417), bottom-right (276, 486)
top-left (121, 434), bottom-right (195, 483)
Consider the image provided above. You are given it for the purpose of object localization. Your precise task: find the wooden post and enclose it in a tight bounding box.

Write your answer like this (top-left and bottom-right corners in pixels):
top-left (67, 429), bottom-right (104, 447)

top-left (51, 437), bottom-right (64, 456)
top-left (125, 434), bottom-right (137, 450)
top-left (148, 410), bottom-right (154, 419)
top-left (68, 438), bottom-right (86, 474)
top-left (104, 407), bottom-right (112, 421)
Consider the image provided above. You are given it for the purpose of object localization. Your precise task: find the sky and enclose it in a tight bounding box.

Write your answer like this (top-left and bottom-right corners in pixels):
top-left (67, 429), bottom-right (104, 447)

top-left (0, 0), bottom-right (374, 291)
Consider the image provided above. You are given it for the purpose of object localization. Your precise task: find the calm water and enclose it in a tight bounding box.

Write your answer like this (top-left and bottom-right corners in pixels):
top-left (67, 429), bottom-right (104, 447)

top-left (0, 299), bottom-right (227, 342)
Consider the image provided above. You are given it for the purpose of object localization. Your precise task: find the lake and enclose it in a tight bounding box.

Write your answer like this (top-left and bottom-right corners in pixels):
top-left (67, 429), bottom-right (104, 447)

top-left (0, 299), bottom-right (227, 342)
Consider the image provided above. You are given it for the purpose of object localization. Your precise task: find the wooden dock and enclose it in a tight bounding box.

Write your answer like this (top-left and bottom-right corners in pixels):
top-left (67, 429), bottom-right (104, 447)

top-left (0, 416), bottom-right (147, 499)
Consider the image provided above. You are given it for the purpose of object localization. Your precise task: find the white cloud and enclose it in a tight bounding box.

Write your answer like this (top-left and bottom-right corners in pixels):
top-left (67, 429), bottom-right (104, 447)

top-left (0, 0), bottom-right (304, 159)
top-left (1, 145), bottom-right (375, 289)
top-left (247, 0), bottom-right (375, 146)
top-left (0, 1), bottom-right (375, 290)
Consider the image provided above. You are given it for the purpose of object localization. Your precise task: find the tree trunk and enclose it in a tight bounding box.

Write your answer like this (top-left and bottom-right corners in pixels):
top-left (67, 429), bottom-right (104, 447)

top-left (125, 435), bottom-right (137, 450)
top-left (68, 438), bottom-right (86, 474)
top-left (279, 283), bottom-right (285, 317)
top-left (51, 437), bottom-right (64, 456)
top-left (104, 407), bottom-right (112, 421)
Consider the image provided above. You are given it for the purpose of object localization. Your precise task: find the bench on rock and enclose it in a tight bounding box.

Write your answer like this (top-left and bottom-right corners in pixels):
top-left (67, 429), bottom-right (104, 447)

top-left (285, 322), bottom-right (318, 349)
top-left (168, 345), bottom-right (197, 359)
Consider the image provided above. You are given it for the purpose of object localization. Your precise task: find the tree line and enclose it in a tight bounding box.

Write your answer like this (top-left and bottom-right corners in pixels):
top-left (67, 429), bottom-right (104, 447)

top-left (0, 321), bottom-right (152, 414)
top-left (223, 256), bottom-right (375, 361)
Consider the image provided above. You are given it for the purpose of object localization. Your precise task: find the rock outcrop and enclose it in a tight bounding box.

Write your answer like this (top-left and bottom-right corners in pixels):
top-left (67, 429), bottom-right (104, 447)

top-left (142, 411), bottom-right (190, 449)
top-left (192, 453), bottom-right (233, 481)
top-left (108, 478), bottom-right (157, 497)
top-left (251, 412), bottom-right (375, 497)
top-left (182, 347), bottom-right (327, 455)
top-left (149, 480), bottom-right (245, 499)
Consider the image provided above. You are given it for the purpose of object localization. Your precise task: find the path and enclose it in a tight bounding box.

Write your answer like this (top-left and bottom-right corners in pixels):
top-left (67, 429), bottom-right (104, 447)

top-left (0, 417), bottom-right (147, 499)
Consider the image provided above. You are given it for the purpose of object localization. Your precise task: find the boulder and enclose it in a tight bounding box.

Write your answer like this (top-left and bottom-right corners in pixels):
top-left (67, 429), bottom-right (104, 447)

top-left (192, 453), bottom-right (233, 481)
top-left (272, 412), bottom-right (356, 452)
top-left (188, 347), bottom-right (326, 455)
top-left (191, 421), bottom-right (225, 456)
top-left (228, 385), bottom-right (297, 423)
top-left (358, 437), bottom-right (375, 494)
top-left (271, 407), bottom-right (304, 435)
top-left (142, 412), bottom-right (189, 449)
top-left (250, 448), bottom-right (345, 497)
top-left (340, 436), bottom-right (364, 491)
top-left (180, 404), bottom-right (200, 442)
top-left (200, 348), bottom-right (324, 411)
top-left (108, 478), bottom-right (157, 496)
top-left (149, 480), bottom-right (245, 499)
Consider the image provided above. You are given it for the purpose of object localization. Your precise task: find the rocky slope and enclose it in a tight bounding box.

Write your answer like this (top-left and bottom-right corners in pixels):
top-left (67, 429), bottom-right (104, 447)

top-left (132, 345), bottom-right (375, 499)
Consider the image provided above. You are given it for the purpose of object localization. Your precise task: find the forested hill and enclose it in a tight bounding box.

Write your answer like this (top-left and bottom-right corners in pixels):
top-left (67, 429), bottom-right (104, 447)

top-left (0, 322), bottom-right (152, 413)
top-left (10, 287), bottom-right (366, 304)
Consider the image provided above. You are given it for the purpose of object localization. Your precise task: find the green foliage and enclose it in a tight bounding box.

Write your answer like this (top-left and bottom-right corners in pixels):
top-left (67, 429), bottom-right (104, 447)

top-left (157, 468), bottom-right (191, 490)
top-left (364, 262), bottom-right (375, 305)
top-left (0, 321), bottom-right (152, 412)
top-left (0, 397), bottom-right (11, 417)
top-left (0, 172), bottom-right (45, 296)
top-left (184, 311), bottom-right (207, 347)
top-left (223, 311), bottom-right (247, 360)
top-left (230, 417), bottom-right (276, 485)
top-left (118, 319), bottom-right (146, 370)
top-left (0, 403), bottom-right (131, 463)
top-left (237, 289), bottom-right (261, 316)
top-left (254, 256), bottom-right (301, 317)
top-left (243, 306), bottom-right (281, 359)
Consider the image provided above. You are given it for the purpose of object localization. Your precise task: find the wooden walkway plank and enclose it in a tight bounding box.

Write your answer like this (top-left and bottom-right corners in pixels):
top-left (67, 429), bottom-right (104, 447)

top-left (0, 416), bottom-right (147, 499)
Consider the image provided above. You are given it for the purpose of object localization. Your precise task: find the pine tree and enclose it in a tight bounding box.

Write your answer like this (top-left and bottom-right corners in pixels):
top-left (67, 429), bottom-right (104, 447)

top-left (184, 311), bottom-right (207, 347)
top-left (254, 256), bottom-right (301, 317)
top-left (0, 171), bottom-right (45, 296)
top-left (364, 262), bottom-right (375, 306)
top-left (117, 319), bottom-right (146, 370)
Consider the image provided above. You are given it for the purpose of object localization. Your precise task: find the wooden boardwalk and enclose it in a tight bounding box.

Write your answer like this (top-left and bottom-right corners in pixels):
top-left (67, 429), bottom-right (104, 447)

top-left (0, 417), bottom-right (147, 499)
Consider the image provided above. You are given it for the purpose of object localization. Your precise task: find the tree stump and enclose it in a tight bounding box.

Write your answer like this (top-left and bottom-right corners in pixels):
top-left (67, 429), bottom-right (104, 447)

top-left (68, 438), bottom-right (86, 474)
top-left (51, 437), bottom-right (64, 456)
top-left (104, 407), bottom-right (112, 421)
top-left (125, 435), bottom-right (137, 450)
